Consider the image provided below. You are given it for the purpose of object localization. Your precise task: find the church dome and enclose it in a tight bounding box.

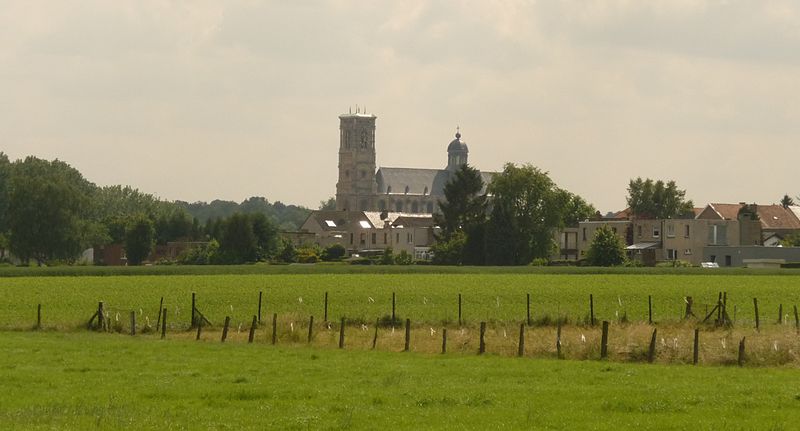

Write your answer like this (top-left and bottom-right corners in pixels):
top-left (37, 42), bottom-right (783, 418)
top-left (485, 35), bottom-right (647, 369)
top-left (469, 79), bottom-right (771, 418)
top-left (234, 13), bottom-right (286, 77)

top-left (447, 131), bottom-right (468, 153)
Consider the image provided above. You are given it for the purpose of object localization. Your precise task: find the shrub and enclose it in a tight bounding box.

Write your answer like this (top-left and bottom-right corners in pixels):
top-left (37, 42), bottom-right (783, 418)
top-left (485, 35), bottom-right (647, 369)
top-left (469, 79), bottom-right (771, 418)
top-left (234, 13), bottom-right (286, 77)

top-left (296, 246), bottom-right (321, 264)
top-left (395, 250), bottom-right (413, 265)
top-left (321, 243), bottom-right (346, 261)
top-left (530, 257), bottom-right (548, 267)
top-left (379, 247), bottom-right (395, 265)
top-left (586, 225), bottom-right (627, 267)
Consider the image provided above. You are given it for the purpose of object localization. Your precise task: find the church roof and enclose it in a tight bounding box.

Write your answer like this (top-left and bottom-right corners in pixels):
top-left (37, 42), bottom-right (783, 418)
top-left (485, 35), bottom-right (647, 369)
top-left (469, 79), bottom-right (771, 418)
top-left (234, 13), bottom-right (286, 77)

top-left (376, 167), bottom-right (495, 196)
top-left (447, 131), bottom-right (468, 153)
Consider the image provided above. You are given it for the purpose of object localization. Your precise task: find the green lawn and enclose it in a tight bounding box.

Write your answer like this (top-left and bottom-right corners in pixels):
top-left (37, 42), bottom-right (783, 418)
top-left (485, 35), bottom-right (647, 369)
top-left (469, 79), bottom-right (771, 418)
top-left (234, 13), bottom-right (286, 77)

top-left (2, 273), bottom-right (799, 330)
top-left (1, 331), bottom-right (799, 430)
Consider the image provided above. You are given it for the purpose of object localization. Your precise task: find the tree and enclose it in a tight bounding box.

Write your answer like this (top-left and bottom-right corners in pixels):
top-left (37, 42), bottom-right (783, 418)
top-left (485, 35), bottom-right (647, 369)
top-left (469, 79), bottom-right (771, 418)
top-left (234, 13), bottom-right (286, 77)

top-left (484, 164), bottom-right (566, 265)
top-left (781, 194), bottom-right (795, 209)
top-left (319, 197), bottom-right (337, 210)
top-left (585, 225), bottom-right (627, 266)
top-left (781, 232), bottom-right (800, 247)
top-left (6, 157), bottom-right (97, 265)
top-left (216, 213), bottom-right (258, 264)
top-left (561, 192), bottom-right (596, 227)
top-left (431, 231), bottom-right (466, 265)
top-left (250, 212), bottom-right (279, 260)
top-left (277, 238), bottom-right (297, 263)
top-left (124, 215), bottom-right (155, 265)
top-left (322, 243), bottom-right (346, 261)
top-left (626, 178), bottom-right (694, 219)
top-left (433, 165), bottom-right (487, 264)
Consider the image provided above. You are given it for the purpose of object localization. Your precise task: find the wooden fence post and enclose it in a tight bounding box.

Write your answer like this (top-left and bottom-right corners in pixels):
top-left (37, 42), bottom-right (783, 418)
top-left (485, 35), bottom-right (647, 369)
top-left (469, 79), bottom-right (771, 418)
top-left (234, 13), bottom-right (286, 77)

top-left (458, 293), bottom-right (462, 327)
top-left (195, 319), bottom-right (202, 340)
top-left (404, 318), bottom-right (411, 352)
top-left (160, 308), bottom-right (167, 339)
top-left (248, 315), bottom-right (257, 343)
top-left (221, 316), bottom-right (230, 342)
top-left (479, 322), bottom-right (486, 354)
top-left (130, 311), bottom-right (136, 336)
top-left (258, 291), bottom-right (263, 324)
top-left (324, 292), bottom-right (329, 322)
top-left (778, 304), bottom-right (783, 324)
top-left (372, 318), bottom-right (378, 350)
top-left (753, 298), bottom-right (760, 331)
top-left (685, 296), bottom-right (695, 319)
top-left (338, 317), bottom-right (345, 349)
top-left (272, 313), bottom-right (278, 345)
top-left (589, 294), bottom-right (595, 326)
top-left (37, 304), bottom-right (42, 329)
top-left (556, 320), bottom-right (563, 359)
top-left (648, 295), bottom-right (653, 324)
top-left (191, 292), bottom-right (196, 327)
top-left (794, 305), bottom-right (799, 333)
top-left (738, 337), bottom-right (746, 367)
top-left (308, 316), bottom-right (314, 343)
top-left (517, 323), bottom-right (525, 357)
top-left (693, 328), bottom-right (699, 365)
top-left (442, 328), bottom-right (447, 354)
top-left (600, 321), bottom-right (609, 359)
top-left (526, 293), bottom-right (531, 326)
top-left (155, 297), bottom-right (163, 330)
top-left (392, 292), bottom-right (396, 326)
top-left (648, 328), bottom-right (657, 363)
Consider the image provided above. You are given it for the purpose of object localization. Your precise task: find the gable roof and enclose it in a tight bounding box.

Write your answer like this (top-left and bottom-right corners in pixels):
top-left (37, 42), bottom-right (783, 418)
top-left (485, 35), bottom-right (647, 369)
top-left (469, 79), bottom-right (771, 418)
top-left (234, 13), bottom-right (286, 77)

top-left (695, 203), bottom-right (800, 231)
top-left (375, 167), bottom-right (495, 196)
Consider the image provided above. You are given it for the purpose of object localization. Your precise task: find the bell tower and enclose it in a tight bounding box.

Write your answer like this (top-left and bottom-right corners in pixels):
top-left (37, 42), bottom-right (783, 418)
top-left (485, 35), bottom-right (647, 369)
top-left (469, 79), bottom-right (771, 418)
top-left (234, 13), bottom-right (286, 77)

top-left (336, 109), bottom-right (377, 211)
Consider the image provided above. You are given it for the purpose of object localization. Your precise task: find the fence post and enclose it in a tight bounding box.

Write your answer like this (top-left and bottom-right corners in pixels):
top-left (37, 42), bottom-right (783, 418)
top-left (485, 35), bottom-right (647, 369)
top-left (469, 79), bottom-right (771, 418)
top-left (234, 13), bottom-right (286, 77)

top-left (648, 328), bottom-right (657, 363)
top-left (404, 318), bottom-right (411, 352)
top-left (458, 293), bottom-right (462, 327)
top-left (37, 304), bottom-right (42, 329)
top-left (589, 294), bottom-right (595, 326)
top-left (794, 305), bottom-right (799, 334)
top-left (372, 318), bottom-right (379, 350)
top-left (191, 292), bottom-right (196, 327)
top-left (517, 323), bottom-right (525, 357)
top-left (338, 317), bottom-right (345, 349)
top-left (738, 337), bottom-right (746, 367)
top-left (248, 315), bottom-right (257, 343)
top-left (195, 319), bottom-right (202, 340)
top-left (221, 316), bottom-right (230, 342)
top-left (442, 328), bottom-right (447, 354)
top-left (479, 322), bottom-right (486, 354)
top-left (778, 304), bottom-right (783, 324)
top-left (556, 320), bottom-right (563, 359)
top-left (324, 292), bottom-right (329, 322)
top-left (648, 295), bottom-right (652, 324)
top-left (272, 313), bottom-right (278, 345)
top-left (160, 308), bottom-right (167, 339)
top-left (130, 311), bottom-right (136, 336)
top-left (308, 316), bottom-right (314, 344)
top-left (526, 293), bottom-right (531, 326)
top-left (753, 298), bottom-right (760, 331)
top-left (693, 328), bottom-right (699, 365)
top-left (258, 291), bottom-right (263, 324)
top-left (392, 292), bottom-right (396, 326)
top-left (155, 297), bottom-right (163, 331)
top-left (600, 321), bottom-right (609, 359)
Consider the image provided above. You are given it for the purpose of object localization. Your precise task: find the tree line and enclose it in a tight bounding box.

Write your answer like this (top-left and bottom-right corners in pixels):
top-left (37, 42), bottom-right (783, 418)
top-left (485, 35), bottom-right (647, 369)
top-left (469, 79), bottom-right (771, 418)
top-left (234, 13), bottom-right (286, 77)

top-left (0, 153), bottom-right (310, 266)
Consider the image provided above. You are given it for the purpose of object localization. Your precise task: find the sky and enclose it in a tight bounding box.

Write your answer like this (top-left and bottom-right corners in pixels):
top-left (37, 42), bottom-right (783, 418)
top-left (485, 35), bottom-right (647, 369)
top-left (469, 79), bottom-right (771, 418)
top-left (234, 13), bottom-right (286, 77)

top-left (1, 1), bottom-right (799, 213)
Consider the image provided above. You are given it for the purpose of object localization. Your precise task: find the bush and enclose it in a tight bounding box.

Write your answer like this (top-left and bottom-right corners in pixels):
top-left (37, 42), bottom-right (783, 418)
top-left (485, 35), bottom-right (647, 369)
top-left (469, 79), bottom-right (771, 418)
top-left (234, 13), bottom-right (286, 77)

top-left (530, 257), bottom-right (548, 267)
top-left (177, 240), bottom-right (219, 265)
top-left (321, 244), bottom-right (346, 262)
top-left (296, 246), bottom-right (321, 264)
top-left (655, 260), bottom-right (692, 268)
top-left (379, 247), bottom-right (395, 265)
top-left (349, 257), bottom-right (373, 265)
top-left (276, 238), bottom-right (297, 263)
top-left (586, 225), bottom-right (627, 267)
top-left (395, 250), bottom-right (413, 265)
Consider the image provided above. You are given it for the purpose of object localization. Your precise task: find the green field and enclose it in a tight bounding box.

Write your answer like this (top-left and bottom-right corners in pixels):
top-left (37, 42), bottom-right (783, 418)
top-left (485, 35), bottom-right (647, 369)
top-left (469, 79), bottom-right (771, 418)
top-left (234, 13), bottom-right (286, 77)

top-left (2, 273), bottom-right (799, 330)
top-left (2, 331), bottom-right (799, 430)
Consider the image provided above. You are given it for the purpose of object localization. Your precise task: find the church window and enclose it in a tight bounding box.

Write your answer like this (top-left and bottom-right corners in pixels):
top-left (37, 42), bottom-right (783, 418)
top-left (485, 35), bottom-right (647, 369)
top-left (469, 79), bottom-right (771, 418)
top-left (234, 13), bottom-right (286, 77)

top-left (395, 201), bottom-right (403, 212)
top-left (360, 170), bottom-right (366, 179)
top-left (378, 200), bottom-right (386, 211)
top-left (411, 202), bottom-right (419, 213)
top-left (404, 186), bottom-right (409, 194)
top-left (426, 202), bottom-right (434, 213)
top-left (345, 170), bottom-right (350, 179)
top-left (359, 199), bottom-right (368, 211)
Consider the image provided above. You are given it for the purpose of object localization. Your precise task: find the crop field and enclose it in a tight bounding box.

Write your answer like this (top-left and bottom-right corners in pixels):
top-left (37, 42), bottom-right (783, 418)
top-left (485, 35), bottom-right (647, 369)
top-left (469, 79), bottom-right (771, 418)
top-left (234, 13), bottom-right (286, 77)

top-left (2, 332), bottom-right (800, 430)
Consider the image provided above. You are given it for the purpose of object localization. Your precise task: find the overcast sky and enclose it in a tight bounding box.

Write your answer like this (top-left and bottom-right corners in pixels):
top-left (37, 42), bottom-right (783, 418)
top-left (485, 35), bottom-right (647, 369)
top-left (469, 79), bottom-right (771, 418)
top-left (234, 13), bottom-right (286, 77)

top-left (2, 1), bottom-right (799, 212)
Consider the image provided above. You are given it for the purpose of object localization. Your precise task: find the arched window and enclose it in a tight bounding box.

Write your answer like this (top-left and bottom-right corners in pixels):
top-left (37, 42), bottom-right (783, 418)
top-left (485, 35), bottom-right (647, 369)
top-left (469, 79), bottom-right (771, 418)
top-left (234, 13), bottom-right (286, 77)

top-left (411, 201), bottom-right (419, 213)
top-left (345, 170), bottom-right (350, 178)
top-left (378, 200), bottom-right (386, 211)
top-left (395, 201), bottom-right (403, 212)
top-left (426, 202), bottom-right (434, 213)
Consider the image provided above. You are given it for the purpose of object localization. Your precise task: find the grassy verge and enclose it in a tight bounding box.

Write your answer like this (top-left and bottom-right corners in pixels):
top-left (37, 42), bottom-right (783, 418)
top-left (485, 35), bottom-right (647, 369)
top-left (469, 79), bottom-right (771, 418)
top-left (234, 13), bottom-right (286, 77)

top-left (1, 331), bottom-right (799, 430)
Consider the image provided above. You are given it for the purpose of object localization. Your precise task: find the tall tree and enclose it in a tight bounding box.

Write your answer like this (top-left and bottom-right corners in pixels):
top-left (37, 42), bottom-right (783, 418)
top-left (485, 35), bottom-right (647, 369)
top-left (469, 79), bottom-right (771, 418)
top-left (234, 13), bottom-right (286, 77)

top-left (626, 177), bottom-right (694, 219)
top-left (484, 164), bottom-right (566, 265)
top-left (561, 191), bottom-right (597, 227)
top-left (585, 225), bottom-right (627, 266)
top-left (318, 197), bottom-right (336, 210)
top-left (124, 214), bottom-right (155, 265)
top-left (6, 157), bottom-right (97, 265)
top-left (780, 194), bottom-right (795, 209)
top-left (217, 213), bottom-right (258, 264)
top-left (432, 165), bottom-right (487, 264)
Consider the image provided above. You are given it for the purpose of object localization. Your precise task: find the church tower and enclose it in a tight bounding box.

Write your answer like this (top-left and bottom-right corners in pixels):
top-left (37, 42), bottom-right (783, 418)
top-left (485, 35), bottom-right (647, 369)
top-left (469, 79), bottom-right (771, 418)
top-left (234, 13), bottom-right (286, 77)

top-left (336, 110), bottom-right (377, 211)
top-left (446, 128), bottom-right (469, 171)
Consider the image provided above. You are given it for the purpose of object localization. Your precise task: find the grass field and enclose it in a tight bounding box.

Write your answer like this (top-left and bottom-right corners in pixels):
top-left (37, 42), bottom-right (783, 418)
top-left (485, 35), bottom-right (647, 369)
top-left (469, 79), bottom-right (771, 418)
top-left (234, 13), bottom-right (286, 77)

top-left (2, 273), bottom-right (799, 330)
top-left (2, 331), bottom-right (799, 430)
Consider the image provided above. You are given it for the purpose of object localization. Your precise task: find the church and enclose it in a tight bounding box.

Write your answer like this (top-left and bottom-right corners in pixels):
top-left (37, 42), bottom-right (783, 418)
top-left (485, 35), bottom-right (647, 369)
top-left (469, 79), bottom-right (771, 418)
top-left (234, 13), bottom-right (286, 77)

top-left (334, 110), bottom-right (495, 214)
